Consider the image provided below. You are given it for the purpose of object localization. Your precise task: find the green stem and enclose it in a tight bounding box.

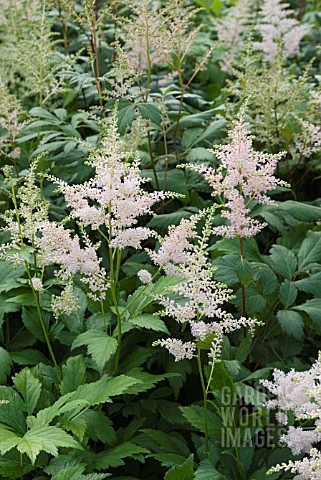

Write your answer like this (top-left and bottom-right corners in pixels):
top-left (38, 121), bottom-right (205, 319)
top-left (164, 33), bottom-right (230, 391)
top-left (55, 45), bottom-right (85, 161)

top-left (197, 345), bottom-right (209, 458)
top-left (10, 176), bottom-right (59, 378)
top-left (26, 265), bottom-right (60, 377)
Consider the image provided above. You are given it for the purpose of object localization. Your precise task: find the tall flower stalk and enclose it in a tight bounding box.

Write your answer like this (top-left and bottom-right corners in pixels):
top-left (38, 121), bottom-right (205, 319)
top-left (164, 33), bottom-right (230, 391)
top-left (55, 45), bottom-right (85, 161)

top-left (52, 107), bottom-right (172, 373)
top-left (152, 212), bottom-right (260, 457)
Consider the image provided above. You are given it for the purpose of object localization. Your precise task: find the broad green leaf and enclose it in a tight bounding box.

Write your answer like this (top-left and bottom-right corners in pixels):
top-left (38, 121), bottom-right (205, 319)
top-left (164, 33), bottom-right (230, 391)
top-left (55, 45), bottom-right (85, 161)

top-left (233, 286), bottom-right (266, 315)
top-left (295, 299), bottom-right (321, 325)
top-left (235, 336), bottom-right (252, 363)
top-left (60, 355), bottom-right (86, 395)
top-left (298, 231), bottom-right (321, 271)
top-left (223, 360), bottom-right (241, 378)
top-left (94, 442), bottom-right (150, 469)
top-left (141, 428), bottom-right (189, 456)
top-left (212, 255), bottom-right (239, 286)
top-left (128, 314), bottom-right (169, 334)
top-left (0, 261), bottom-right (25, 293)
top-left (143, 169), bottom-right (188, 196)
top-left (153, 453), bottom-right (188, 468)
top-left (178, 109), bottom-right (217, 128)
top-left (210, 237), bottom-right (261, 262)
top-left (10, 348), bottom-right (50, 366)
top-left (0, 425), bottom-right (81, 464)
top-left (180, 405), bottom-right (221, 438)
top-left (195, 460), bottom-right (227, 479)
top-left (118, 104), bottom-right (135, 134)
top-left (82, 410), bottom-right (116, 445)
top-left (137, 103), bottom-right (161, 125)
top-left (164, 454), bottom-right (194, 480)
top-left (68, 375), bottom-right (140, 405)
top-left (192, 119), bottom-right (227, 146)
top-left (236, 259), bottom-right (253, 287)
top-left (0, 294), bottom-right (20, 327)
top-left (27, 395), bottom-right (89, 429)
top-left (121, 369), bottom-right (166, 395)
top-left (72, 330), bottom-right (118, 372)
top-left (211, 0), bottom-right (223, 15)
top-left (278, 201), bottom-right (321, 222)
top-left (126, 276), bottom-right (186, 317)
top-left (253, 266), bottom-right (279, 296)
top-left (279, 280), bottom-right (297, 308)
top-left (52, 466), bottom-right (109, 480)
top-left (277, 310), bottom-right (304, 340)
top-left (148, 208), bottom-right (197, 228)
top-left (13, 368), bottom-right (42, 415)
top-left (269, 245), bottom-right (297, 280)
top-left (295, 272), bottom-right (321, 297)
top-left (186, 147), bottom-right (215, 163)
top-left (0, 386), bottom-right (26, 434)
top-left (0, 347), bottom-right (12, 384)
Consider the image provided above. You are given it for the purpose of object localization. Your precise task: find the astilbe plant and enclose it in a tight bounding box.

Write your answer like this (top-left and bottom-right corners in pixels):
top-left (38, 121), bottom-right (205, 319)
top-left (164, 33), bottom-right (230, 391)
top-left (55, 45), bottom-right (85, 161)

top-left (0, 0), bottom-right (70, 106)
top-left (51, 107), bottom-right (173, 372)
top-left (254, 0), bottom-right (309, 63)
top-left (214, 0), bottom-right (255, 73)
top-left (0, 82), bottom-right (27, 171)
top-left (149, 108), bottom-right (286, 457)
top-left (151, 210), bottom-right (261, 457)
top-left (184, 108), bottom-right (285, 336)
top-left (263, 354), bottom-right (321, 479)
top-left (0, 161), bottom-right (106, 376)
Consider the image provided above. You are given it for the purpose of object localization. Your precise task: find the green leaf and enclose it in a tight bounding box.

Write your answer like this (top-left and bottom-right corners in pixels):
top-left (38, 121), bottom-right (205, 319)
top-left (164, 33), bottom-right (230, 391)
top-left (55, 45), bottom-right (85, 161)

top-left (127, 314), bottom-right (169, 334)
top-left (13, 368), bottom-right (42, 415)
top-left (276, 310), bottom-right (304, 340)
top-left (148, 208), bottom-right (197, 228)
top-left (210, 237), bottom-right (261, 262)
top-left (60, 355), bottom-right (86, 395)
top-left (10, 348), bottom-right (50, 366)
top-left (82, 410), bottom-right (116, 445)
top-left (72, 330), bottom-right (118, 371)
top-left (0, 347), bottom-right (12, 384)
top-left (191, 119), bottom-right (227, 146)
top-left (0, 386), bottom-right (26, 434)
top-left (269, 245), bottom-right (297, 280)
top-left (68, 375), bottom-right (139, 405)
top-left (195, 460), bottom-right (226, 479)
top-left (295, 272), bottom-right (321, 297)
top-left (118, 104), bottom-right (135, 134)
top-left (0, 294), bottom-right (20, 327)
top-left (211, 0), bottom-right (223, 15)
top-left (186, 148), bottom-right (215, 163)
top-left (235, 336), bottom-right (252, 363)
top-left (236, 259), bottom-right (253, 287)
top-left (279, 280), bottom-right (298, 308)
top-left (0, 425), bottom-right (81, 464)
top-left (143, 169), bottom-right (188, 196)
top-left (164, 454), bottom-right (194, 480)
top-left (294, 299), bottom-right (321, 325)
top-left (233, 286), bottom-right (266, 315)
top-left (52, 466), bottom-right (109, 480)
top-left (212, 255), bottom-right (239, 286)
top-left (298, 231), bottom-right (321, 271)
top-left (178, 109), bottom-right (217, 128)
top-left (180, 406), bottom-right (221, 438)
top-left (0, 261), bottom-right (25, 293)
top-left (253, 266), bottom-right (279, 296)
top-left (137, 104), bottom-right (161, 125)
top-left (278, 201), bottom-right (321, 222)
top-left (126, 276), bottom-right (186, 317)
top-left (94, 442), bottom-right (150, 469)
